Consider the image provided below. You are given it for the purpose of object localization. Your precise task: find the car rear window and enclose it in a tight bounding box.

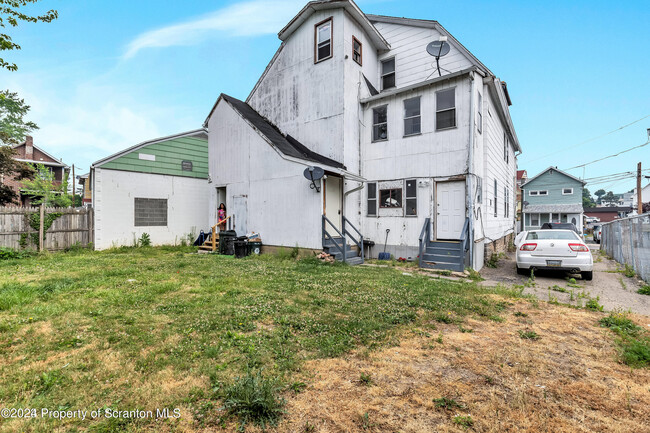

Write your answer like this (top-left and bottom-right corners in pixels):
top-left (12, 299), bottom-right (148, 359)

top-left (526, 231), bottom-right (579, 240)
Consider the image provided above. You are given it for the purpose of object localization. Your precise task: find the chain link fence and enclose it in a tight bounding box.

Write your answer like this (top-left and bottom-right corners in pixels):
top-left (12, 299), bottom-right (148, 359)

top-left (601, 214), bottom-right (650, 283)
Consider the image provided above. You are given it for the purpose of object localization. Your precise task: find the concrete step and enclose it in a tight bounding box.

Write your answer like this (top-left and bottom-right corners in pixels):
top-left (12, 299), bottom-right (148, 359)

top-left (346, 257), bottom-right (364, 266)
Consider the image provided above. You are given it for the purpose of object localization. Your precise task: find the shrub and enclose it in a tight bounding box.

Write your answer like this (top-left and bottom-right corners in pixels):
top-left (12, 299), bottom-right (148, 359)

top-left (0, 247), bottom-right (33, 260)
top-left (638, 286), bottom-right (650, 296)
top-left (138, 233), bottom-right (151, 247)
top-left (220, 370), bottom-right (285, 428)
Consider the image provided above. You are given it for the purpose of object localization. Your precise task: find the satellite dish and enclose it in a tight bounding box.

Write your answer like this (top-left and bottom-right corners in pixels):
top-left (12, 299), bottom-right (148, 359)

top-left (426, 41), bottom-right (450, 57)
top-left (303, 166), bottom-right (324, 192)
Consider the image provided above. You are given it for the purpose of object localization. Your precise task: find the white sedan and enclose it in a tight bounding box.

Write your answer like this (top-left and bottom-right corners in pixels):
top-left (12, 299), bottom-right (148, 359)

top-left (516, 229), bottom-right (593, 280)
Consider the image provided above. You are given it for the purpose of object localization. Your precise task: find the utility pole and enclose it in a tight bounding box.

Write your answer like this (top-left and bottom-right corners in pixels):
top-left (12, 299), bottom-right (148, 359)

top-left (72, 164), bottom-right (75, 207)
top-left (638, 162), bottom-right (643, 215)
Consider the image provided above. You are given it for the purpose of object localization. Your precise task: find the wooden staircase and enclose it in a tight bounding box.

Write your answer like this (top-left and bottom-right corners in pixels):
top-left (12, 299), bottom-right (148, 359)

top-left (199, 215), bottom-right (232, 252)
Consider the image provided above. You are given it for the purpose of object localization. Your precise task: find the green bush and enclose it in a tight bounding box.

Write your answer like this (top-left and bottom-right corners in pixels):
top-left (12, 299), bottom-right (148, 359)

top-left (219, 370), bottom-right (285, 429)
top-left (638, 286), bottom-right (650, 296)
top-left (0, 247), bottom-right (33, 260)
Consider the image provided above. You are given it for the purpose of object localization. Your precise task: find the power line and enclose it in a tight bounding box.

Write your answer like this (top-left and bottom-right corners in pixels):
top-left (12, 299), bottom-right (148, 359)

top-left (526, 114), bottom-right (650, 163)
top-left (564, 140), bottom-right (650, 171)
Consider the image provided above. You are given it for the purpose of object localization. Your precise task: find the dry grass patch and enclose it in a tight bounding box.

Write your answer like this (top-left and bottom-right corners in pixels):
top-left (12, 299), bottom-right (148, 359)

top-left (271, 302), bottom-right (650, 433)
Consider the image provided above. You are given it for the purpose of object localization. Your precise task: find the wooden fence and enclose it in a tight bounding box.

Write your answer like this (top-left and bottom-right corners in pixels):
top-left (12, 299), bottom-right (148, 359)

top-left (0, 206), bottom-right (93, 251)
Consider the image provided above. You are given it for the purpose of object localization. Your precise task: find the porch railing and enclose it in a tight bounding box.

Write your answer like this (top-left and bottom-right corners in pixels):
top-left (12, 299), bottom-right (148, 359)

top-left (342, 215), bottom-right (364, 263)
top-left (322, 215), bottom-right (347, 263)
top-left (418, 217), bottom-right (431, 268)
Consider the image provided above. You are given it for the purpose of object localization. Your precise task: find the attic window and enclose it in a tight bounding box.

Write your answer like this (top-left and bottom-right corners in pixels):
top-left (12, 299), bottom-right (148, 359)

top-left (381, 58), bottom-right (395, 90)
top-left (315, 18), bottom-right (332, 63)
top-left (352, 36), bottom-right (362, 65)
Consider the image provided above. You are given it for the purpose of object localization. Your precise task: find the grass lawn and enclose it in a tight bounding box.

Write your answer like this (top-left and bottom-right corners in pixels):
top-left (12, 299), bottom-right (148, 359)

top-left (0, 246), bottom-right (507, 432)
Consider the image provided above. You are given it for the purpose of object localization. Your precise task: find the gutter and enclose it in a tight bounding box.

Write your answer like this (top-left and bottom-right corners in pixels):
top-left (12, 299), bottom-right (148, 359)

top-left (360, 67), bottom-right (478, 104)
top-left (467, 72), bottom-right (475, 269)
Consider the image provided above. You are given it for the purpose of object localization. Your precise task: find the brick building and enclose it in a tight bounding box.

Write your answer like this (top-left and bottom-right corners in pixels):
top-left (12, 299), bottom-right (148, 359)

top-left (3, 136), bottom-right (69, 206)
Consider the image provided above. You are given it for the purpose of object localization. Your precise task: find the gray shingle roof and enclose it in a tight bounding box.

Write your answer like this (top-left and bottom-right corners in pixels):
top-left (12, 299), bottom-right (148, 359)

top-left (523, 204), bottom-right (584, 213)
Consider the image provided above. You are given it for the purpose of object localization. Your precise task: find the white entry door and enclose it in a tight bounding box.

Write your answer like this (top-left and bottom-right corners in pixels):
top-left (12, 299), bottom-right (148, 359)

top-left (436, 181), bottom-right (466, 240)
top-left (232, 195), bottom-right (248, 234)
top-left (324, 176), bottom-right (343, 234)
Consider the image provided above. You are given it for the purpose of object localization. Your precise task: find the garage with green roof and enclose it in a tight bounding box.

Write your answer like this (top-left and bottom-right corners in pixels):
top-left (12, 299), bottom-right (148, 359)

top-left (91, 129), bottom-right (209, 249)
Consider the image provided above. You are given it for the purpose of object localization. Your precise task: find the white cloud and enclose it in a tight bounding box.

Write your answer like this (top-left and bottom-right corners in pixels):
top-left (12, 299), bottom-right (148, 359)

top-left (123, 0), bottom-right (304, 59)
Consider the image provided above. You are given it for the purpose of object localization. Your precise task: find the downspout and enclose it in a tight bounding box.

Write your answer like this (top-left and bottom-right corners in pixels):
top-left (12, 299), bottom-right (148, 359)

top-left (467, 73), bottom-right (476, 269)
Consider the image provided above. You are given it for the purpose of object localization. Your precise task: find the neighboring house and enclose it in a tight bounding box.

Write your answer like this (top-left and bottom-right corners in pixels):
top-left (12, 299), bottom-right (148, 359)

top-left (521, 167), bottom-right (585, 232)
top-left (204, 0), bottom-right (520, 271)
top-left (77, 173), bottom-right (92, 205)
top-left (632, 183), bottom-right (650, 209)
top-left (516, 170), bottom-right (527, 231)
top-left (91, 130), bottom-right (210, 249)
top-left (584, 206), bottom-right (632, 223)
top-left (3, 135), bottom-right (69, 206)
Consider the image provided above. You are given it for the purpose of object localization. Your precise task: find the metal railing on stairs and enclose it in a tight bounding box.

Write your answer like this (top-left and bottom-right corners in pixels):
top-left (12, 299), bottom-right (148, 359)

top-left (322, 215), bottom-right (347, 263)
top-left (322, 215), bottom-right (364, 264)
top-left (342, 215), bottom-right (364, 263)
top-left (418, 218), bottom-right (431, 268)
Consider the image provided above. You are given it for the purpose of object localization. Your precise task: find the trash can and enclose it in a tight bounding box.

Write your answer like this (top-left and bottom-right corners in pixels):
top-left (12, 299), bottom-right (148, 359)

top-left (219, 230), bottom-right (237, 255)
top-left (234, 240), bottom-right (249, 258)
top-left (248, 241), bottom-right (262, 255)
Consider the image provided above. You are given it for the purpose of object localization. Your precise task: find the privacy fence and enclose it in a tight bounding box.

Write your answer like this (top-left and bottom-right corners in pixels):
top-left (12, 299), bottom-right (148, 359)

top-left (601, 213), bottom-right (650, 283)
top-left (0, 206), bottom-right (93, 251)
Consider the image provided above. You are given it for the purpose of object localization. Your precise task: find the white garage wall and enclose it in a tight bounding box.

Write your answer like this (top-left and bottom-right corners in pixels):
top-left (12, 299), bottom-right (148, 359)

top-left (94, 168), bottom-right (210, 250)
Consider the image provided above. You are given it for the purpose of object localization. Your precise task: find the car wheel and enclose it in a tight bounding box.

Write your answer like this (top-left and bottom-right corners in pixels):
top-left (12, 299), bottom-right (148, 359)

top-left (596, 240), bottom-right (600, 244)
top-left (516, 267), bottom-right (528, 276)
top-left (581, 271), bottom-right (593, 281)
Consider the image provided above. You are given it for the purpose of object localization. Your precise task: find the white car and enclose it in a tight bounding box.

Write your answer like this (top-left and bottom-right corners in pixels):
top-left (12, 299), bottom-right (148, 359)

top-left (516, 229), bottom-right (593, 280)
top-left (592, 225), bottom-right (602, 244)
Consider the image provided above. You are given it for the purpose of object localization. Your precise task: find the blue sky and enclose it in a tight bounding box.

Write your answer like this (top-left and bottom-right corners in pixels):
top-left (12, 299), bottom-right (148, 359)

top-left (2, 0), bottom-right (649, 193)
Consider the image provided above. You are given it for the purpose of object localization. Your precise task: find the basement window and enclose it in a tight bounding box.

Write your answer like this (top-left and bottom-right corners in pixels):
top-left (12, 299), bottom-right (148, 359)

top-left (315, 18), bottom-right (332, 63)
top-left (367, 182), bottom-right (377, 216)
top-left (352, 36), bottom-right (362, 65)
top-left (134, 198), bottom-right (167, 227)
top-left (372, 105), bottom-right (388, 141)
top-left (436, 88), bottom-right (456, 130)
top-left (403, 97), bottom-right (421, 136)
top-left (405, 179), bottom-right (417, 216)
top-left (380, 188), bottom-right (402, 208)
top-left (381, 58), bottom-right (395, 90)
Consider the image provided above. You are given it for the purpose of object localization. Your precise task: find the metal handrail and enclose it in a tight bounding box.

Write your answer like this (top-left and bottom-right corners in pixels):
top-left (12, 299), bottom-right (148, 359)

top-left (322, 215), bottom-right (347, 263)
top-left (418, 218), bottom-right (431, 268)
top-left (459, 217), bottom-right (470, 252)
top-left (342, 216), bottom-right (364, 262)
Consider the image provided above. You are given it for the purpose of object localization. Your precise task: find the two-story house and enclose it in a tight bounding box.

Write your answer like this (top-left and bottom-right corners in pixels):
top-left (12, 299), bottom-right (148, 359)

top-left (521, 167), bottom-right (585, 232)
top-left (204, 0), bottom-right (520, 271)
top-left (4, 135), bottom-right (69, 206)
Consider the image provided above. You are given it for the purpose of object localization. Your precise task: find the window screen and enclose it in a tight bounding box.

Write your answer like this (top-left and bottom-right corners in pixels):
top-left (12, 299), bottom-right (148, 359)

top-left (134, 198), bottom-right (168, 227)
top-left (381, 58), bottom-right (395, 90)
top-left (404, 97), bottom-right (421, 136)
top-left (436, 88), bottom-right (456, 130)
top-left (405, 179), bottom-right (417, 216)
top-left (367, 182), bottom-right (377, 216)
top-left (380, 188), bottom-right (402, 208)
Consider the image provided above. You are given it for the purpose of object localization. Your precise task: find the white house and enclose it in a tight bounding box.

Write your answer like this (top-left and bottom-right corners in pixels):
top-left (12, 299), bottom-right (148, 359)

top-left (91, 130), bottom-right (210, 249)
top-left (204, 0), bottom-right (520, 270)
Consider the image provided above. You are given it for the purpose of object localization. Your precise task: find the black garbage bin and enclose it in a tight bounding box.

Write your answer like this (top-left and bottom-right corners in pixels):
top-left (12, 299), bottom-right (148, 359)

top-left (248, 241), bottom-right (262, 255)
top-left (234, 240), bottom-right (249, 258)
top-left (219, 230), bottom-right (237, 255)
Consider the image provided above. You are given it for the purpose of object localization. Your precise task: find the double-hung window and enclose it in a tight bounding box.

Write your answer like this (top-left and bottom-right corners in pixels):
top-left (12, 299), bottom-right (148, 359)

top-left (403, 97), bottom-right (421, 136)
top-left (352, 36), bottom-right (362, 65)
top-left (372, 105), bottom-right (388, 141)
top-left (367, 182), bottom-right (377, 216)
top-left (381, 58), bottom-right (395, 90)
top-left (493, 180), bottom-right (498, 217)
top-left (315, 18), bottom-right (332, 63)
top-left (436, 88), bottom-right (456, 130)
top-left (405, 179), bottom-right (417, 216)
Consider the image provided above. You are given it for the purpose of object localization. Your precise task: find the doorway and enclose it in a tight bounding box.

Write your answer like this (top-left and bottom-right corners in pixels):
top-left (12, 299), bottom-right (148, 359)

top-left (324, 175), bottom-right (343, 234)
top-left (436, 181), bottom-right (466, 240)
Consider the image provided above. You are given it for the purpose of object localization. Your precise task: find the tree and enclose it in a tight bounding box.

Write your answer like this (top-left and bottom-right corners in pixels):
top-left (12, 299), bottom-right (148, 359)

top-left (1, 0), bottom-right (58, 72)
top-left (582, 188), bottom-right (596, 208)
top-left (19, 163), bottom-right (71, 207)
top-left (594, 189), bottom-right (606, 203)
top-left (602, 191), bottom-right (616, 204)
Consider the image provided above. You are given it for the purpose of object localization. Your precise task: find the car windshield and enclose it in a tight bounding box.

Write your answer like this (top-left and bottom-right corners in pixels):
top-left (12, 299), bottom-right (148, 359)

top-left (526, 230), bottom-right (579, 240)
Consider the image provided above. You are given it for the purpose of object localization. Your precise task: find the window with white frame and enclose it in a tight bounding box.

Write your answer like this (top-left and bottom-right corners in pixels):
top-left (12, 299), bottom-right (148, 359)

top-left (562, 188), bottom-right (573, 195)
top-left (314, 18), bottom-right (332, 63)
top-left (529, 190), bottom-right (548, 196)
top-left (477, 92), bottom-right (482, 134)
top-left (531, 213), bottom-right (539, 226)
top-left (403, 97), bottom-right (421, 136)
top-left (503, 132), bottom-right (508, 162)
top-left (381, 58), bottom-right (395, 90)
top-left (352, 36), bottom-right (362, 65)
top-left (372, 106), bottom-right (388, 141)
top-left (380, 188), bottom-right (402, 208)
top-left (436, 88), bottom-right (456, 130)
top-left (367, 182), bottom-right (377, 216)
top-left (405, 179), bottom-right (417, 216)
top-left (494, 179), bottom-right (498, 217)
top-left (504, 186), bottom-right (509, 218)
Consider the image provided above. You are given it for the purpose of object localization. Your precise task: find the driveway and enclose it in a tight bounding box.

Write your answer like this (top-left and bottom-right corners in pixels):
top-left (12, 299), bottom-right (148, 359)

top-left (479, 241), bottom-right (650, 316)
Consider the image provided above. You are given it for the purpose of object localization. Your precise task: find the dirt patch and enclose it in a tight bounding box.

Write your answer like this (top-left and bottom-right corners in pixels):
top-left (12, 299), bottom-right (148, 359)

top-left (480, 247), bottom-right (650, 316)
top-left (268, 301), bottom-right (650, 433)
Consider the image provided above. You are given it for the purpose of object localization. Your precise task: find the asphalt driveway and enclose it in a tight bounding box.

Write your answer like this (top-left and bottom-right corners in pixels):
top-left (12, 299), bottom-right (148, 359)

top-left (479, 241), bottom-right (650, 316)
